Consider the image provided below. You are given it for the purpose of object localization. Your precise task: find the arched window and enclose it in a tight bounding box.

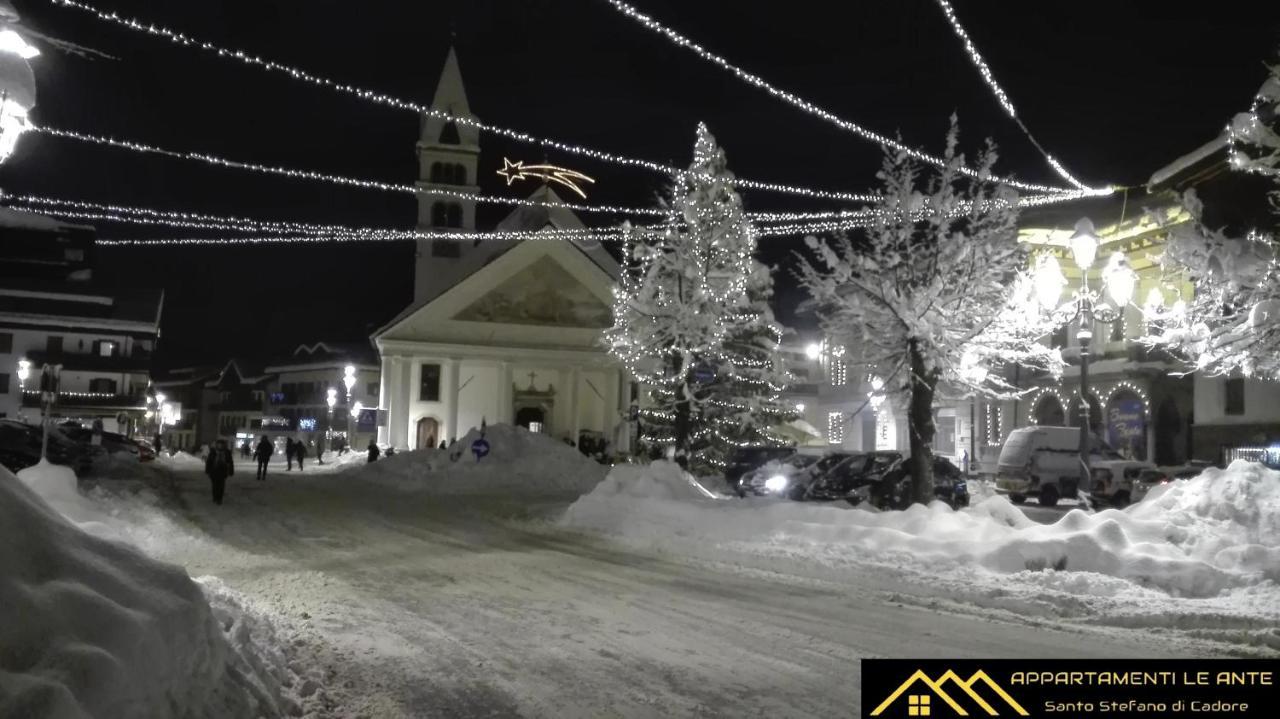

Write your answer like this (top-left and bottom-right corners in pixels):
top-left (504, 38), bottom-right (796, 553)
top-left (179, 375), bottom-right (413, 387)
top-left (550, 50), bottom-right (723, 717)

top-left (439, 121), bottom-right (460, 145)
top-left (445, 203), bottom-right (462, 228)
top-left (1033, 394), bottom-right (1066, 427)
top-left (430, 162), bottom-right (445, 183)
top-left (431, 202), bottom-right (448, 226)
top-left (451, 163), bottom-right (467, 185)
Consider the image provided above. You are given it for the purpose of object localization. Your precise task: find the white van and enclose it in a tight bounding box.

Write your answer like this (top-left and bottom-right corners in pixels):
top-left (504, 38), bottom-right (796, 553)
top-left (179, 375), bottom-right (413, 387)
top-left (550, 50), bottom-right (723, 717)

top-left (994, 426), bottom-right (1123, 506)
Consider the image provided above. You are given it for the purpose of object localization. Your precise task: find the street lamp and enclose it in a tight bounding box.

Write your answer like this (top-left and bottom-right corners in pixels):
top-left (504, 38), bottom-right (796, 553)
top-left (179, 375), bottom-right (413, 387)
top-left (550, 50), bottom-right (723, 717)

top-left (959, 351), bottom-right (988, 476)
top-left (0, 2), bottom-right (38, 163)
top-left (1033, 217), bottom-right (1138, 477)
top-left (15, 357), bottom-right (29, 420)
top-left (325, 387), bottom-right (337, 463)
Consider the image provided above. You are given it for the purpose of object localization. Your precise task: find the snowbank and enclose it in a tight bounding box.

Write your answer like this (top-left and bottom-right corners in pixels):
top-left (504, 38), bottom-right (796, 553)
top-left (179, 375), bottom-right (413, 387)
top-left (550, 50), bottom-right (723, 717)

top-left (563, 460), bottom-right (1280, 599)
top-left (348, 423), bottom-right (608, 496)
top-left (0, 466), bottom-right (266, 717)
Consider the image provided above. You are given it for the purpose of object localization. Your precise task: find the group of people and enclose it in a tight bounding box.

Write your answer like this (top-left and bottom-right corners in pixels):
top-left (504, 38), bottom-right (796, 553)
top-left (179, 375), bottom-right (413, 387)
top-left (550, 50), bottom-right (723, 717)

top-left (205, 433), bottom-right (392, 505)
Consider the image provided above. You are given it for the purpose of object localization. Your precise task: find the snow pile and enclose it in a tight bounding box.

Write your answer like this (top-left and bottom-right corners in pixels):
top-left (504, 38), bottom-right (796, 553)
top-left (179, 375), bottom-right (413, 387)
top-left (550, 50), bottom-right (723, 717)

top-left (160, 450), bottom-right (205, 468)
top-left (349, 423), bottom-right (608, 496)
top-left (0, 466), bottom-right (268, 717)
top-left (1129, 461), bottom-right (1280, 582)
top-left (563, 460), bottom-right (1280, 598)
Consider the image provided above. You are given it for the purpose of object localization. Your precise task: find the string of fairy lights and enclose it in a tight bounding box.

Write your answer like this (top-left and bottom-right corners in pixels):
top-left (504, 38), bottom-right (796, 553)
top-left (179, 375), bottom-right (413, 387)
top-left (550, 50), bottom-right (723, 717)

top-left (44, 0), bottom-right (878, 205)
top-left (599, 0), bottom-right (1111, 197)
top-left (9, 0), bottom-right (1116, 252)
top-left (929, 0), bottom-right (1093, 192)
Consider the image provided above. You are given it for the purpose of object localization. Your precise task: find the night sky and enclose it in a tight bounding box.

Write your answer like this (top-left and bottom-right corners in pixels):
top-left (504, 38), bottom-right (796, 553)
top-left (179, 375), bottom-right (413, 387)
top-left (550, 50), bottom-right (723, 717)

top-left (4, 0), bottom-right (1278, 365)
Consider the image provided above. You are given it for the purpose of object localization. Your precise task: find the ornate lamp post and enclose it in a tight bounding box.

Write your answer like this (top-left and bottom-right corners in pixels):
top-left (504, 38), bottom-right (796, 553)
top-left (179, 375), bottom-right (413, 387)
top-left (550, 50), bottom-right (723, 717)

top-left (959, 352), bottom-right (988, 476)
top-left (343, 365), bottom-right (356, 450)
top-left (1033, 218), bottom-right (1137, 478)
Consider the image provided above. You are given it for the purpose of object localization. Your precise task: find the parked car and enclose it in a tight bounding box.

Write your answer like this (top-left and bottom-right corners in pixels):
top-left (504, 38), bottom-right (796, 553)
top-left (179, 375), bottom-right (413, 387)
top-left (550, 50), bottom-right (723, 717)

top-left (995, 426), bottom-right (1123, 506)
top-left (738, 452), bottom-right (856, 499)
top-left (1131, 463), bottom-right (1209, 503)
top-left (725, 446), bottom-right (797, 490)
top-left (1089, 459), bottom-right (1157, 507)
top-left (0, 420), bottom-right (42, 473)
top-left (869, 454), bottom-right (971, 510)
top-left (803, 451), bottom-right (898, 503)
top-left (0, 420), bottom-right (92, 475)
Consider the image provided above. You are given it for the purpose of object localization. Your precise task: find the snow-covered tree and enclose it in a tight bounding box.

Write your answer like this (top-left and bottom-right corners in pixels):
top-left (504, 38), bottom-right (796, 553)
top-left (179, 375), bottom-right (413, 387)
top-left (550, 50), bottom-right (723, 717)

top-left (607, 124), bottom-right (789, 470)
top-left (797, 121), bottom-right (1062, 504)
top-left (696, 263), bottom-right (796, 471)
top-left (1146, 63), bottom-right (1280, 378)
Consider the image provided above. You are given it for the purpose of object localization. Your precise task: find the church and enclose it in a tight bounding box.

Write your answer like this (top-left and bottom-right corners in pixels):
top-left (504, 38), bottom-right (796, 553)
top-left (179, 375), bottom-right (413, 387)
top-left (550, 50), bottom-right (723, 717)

top-left (372, 49), bottom-right (631, 450)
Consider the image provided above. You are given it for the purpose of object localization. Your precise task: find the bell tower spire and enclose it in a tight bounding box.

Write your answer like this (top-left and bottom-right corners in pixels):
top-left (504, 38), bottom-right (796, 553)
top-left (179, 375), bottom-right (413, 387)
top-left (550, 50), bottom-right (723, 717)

top-left (414, 46), bottom-right (481, 302)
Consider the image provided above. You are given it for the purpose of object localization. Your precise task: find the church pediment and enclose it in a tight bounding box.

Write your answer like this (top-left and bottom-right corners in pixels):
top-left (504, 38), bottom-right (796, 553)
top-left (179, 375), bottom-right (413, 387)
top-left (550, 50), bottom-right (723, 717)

top-left (453, 255), bottom-right (611, 328)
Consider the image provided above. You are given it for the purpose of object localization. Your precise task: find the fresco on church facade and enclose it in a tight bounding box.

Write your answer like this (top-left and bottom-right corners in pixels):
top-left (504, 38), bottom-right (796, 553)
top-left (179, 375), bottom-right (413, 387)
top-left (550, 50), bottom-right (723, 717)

top-left (454, 256), bottom-right (611, 328)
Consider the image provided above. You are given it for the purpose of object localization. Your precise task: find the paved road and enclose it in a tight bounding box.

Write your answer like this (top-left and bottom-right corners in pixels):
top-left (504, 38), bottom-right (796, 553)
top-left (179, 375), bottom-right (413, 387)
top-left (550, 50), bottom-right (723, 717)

top-left (147, 466), bottom-right (1196, 718)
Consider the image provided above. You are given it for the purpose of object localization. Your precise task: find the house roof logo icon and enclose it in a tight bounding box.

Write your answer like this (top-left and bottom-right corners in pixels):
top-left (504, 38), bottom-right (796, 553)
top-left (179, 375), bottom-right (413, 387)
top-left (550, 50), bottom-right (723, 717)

top-left (870, 669), bottom-right (1030, 716)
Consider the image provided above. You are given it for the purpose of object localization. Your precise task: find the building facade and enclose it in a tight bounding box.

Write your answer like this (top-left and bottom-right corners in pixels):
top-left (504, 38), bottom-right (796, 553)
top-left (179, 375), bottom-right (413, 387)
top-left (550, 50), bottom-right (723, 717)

top-left (373, 49), bottom-right (629, 451)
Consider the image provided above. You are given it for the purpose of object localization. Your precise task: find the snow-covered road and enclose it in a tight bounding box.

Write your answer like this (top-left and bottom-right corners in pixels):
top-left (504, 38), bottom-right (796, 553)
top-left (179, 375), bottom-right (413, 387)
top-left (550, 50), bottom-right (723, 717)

top-left (146, 463), bottom-right (1195, 718)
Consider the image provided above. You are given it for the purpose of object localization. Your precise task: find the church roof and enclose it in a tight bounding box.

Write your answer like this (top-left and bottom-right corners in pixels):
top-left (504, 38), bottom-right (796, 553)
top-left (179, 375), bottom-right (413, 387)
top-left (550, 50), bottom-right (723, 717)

top-left (372, 186), bottom-right (620, 340)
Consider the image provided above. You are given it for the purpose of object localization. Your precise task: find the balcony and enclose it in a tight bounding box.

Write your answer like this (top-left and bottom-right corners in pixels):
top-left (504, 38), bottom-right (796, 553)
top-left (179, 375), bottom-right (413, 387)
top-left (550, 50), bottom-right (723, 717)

top-left (25, 349), bottom-right (152, 374)
top-left (22, 390), bottom-right (147, 410)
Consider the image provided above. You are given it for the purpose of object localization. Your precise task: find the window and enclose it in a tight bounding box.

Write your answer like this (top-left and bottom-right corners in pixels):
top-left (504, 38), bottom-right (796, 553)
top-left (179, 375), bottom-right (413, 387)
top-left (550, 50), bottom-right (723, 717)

top-left (429, 201), bottom-right (464, 229)
top-left (0, 372), bottom-right (8, 394)
top-left (88, 378), bottom-right (117, 394)
top-left (429, 162), bottom-right (466, 185)
top-left (1224, 377), bottom-right (1245, 416)
top-left (528, 421), bottom-right (543, 434)
top-left (0, 332), bottom-right (12, 353)
top-left (908, 694), bottom-right (931, 716)
top-left (47, 336), bottom-right (63, 354)
top-left (1110, 315), bottom-right (1125, 343)
top-left (367, 381), bottom-right (379, 398)
top-left (419, 364), bottom-right (441, 402)
top-left (94, 340), bottom-right (117, 357)
top-left (438, 120), bottom-right (460, 145)
top-left (827, 411), bottom-right (844, 444)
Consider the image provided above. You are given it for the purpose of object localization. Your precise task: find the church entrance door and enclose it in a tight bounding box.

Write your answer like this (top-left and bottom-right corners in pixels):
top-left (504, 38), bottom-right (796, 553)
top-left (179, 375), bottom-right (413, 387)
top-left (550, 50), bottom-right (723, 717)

top-left (417, 417), bottom-right (440, 450)
top-left (516, 407), bottom-right (546, 433)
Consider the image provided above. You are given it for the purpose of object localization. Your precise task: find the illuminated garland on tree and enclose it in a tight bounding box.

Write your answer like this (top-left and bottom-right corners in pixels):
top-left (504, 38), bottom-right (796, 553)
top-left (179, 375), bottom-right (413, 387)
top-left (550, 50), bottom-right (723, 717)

top-left (608, 123), bottom-right (794, 472)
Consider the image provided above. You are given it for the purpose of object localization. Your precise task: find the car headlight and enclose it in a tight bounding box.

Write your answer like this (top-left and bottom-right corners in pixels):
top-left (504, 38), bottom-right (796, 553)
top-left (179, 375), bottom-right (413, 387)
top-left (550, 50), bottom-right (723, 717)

top-left (764, 475), bottom-right (788, 492)
top-left (851, 485), bottom-right (871, 500)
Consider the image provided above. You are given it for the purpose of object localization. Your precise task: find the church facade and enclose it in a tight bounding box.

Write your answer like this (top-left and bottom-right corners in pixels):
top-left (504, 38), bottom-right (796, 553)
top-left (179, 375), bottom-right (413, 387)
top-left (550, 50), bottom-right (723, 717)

top-left (372, 49), bottom-right (630, 450)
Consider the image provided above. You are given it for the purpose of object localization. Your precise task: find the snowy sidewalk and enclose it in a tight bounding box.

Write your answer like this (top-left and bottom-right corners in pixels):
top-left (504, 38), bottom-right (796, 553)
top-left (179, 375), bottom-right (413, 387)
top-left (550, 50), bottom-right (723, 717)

top-left (139, 464), bottom-right (1204, 718)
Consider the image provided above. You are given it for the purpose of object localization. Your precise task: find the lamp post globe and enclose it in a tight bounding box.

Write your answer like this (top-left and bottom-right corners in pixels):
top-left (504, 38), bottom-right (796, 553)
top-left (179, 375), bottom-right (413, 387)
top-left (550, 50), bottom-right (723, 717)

top-left (0, 1), bottom-right (37, 163)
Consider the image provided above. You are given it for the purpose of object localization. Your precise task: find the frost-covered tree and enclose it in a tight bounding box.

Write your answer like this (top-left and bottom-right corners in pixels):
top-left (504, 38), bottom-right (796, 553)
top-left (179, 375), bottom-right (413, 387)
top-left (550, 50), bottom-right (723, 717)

top-left (1146, 63), bottom-right (1280, 378)
top-left (797, 121), bottom-right (1062, 505)
top-left (696, 263), bottom-right (796, 471)
top-left (607, 124), bottom-right (786, 469)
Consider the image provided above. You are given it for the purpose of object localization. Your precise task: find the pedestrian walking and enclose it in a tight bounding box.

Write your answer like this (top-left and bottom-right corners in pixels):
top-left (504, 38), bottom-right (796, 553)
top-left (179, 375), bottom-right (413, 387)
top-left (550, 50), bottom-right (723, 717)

top-left (285, 438), bottom-right (296, 470)
top-left (254, 434), bottom-right (273, 481)
top-left (315, 434), bottom-right (326, 465)
top-left (205, 438), bottom-right (234, 505)
top-left (367, 439), bottom-right (381, 464)
top-left (295, 439), bottom-right (307, 471)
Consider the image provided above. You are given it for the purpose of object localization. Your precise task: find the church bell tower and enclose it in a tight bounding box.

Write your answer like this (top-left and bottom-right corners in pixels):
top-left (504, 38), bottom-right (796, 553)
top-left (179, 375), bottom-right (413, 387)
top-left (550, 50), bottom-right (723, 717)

top-left (414, 47), bottom-right (481, 303)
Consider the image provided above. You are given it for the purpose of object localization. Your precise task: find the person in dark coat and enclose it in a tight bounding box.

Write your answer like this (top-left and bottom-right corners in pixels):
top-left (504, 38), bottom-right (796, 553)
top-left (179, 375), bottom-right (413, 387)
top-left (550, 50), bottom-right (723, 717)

top-left (439, 440), bottom-right (447, 450)
top-left (205, 439), bottom-right (234, 505)
top-left (254, 435), bottom-right (273, 481)
top-left (367, 440), bottom-right (381, 463)
top-left (294, 439), bottom-right (307, 471)
top-left (285, 438), bottom-right (296, 470)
